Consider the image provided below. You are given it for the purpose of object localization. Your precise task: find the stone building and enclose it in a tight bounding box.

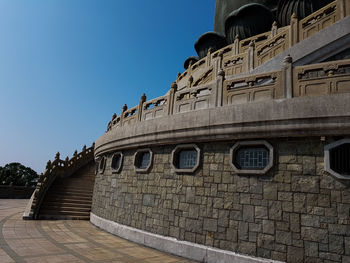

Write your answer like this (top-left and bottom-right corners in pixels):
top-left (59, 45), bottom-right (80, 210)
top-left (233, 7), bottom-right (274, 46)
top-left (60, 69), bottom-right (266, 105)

top-left (25, 0), bottom-right (350, 262)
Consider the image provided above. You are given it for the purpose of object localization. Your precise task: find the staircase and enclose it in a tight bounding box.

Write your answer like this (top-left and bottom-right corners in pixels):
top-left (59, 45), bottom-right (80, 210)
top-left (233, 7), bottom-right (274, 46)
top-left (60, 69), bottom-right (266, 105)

top-left (38, 162), bottom-right (95, 220)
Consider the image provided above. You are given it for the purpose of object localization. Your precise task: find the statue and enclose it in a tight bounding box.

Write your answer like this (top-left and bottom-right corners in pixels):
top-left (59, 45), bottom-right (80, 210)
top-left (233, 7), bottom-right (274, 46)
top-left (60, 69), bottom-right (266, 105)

top-left (214, 0), bottom-right (278, 35)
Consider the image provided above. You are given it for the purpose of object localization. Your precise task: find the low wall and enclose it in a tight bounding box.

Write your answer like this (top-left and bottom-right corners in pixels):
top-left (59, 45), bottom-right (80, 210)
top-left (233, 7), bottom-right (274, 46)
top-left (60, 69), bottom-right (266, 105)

top-left (0, 185), bottom-right (35, 199)
top-left (91, 138), bottom-right (350, 263)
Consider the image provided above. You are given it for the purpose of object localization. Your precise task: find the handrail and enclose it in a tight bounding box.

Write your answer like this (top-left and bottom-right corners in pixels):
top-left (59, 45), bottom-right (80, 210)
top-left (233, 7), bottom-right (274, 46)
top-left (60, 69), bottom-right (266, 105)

top-left (26, 143), bottom-right (95, 219)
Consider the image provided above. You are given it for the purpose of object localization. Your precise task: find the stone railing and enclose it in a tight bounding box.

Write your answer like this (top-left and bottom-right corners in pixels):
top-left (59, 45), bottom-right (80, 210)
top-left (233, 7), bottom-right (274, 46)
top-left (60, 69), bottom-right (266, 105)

top-left (105, 0), bottom-right (349, 133)
top-left (24, 143), bottom-right (94, 219)
top-left (293, 58), bottom-right (350, 97)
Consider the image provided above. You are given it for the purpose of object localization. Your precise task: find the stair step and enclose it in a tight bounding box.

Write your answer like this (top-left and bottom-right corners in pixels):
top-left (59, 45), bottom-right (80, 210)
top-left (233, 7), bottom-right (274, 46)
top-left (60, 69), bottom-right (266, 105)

top-left (44, 197), bottom-right (93, 204)
top-left (40, 206), bottom-right (91, 212)
top-left (46, 192), bottom-right (93, 198)
top-left (42, 201), bottom-right (92, 208)
top-left (39, 210), bottom-right (90, 216)
top-left (38, 214), bottom-right (90, 220)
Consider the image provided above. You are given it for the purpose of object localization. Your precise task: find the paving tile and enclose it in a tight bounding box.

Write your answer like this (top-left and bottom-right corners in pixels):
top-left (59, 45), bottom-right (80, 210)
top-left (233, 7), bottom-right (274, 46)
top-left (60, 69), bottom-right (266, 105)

top-left (0, 199), bottom-right (197, 263)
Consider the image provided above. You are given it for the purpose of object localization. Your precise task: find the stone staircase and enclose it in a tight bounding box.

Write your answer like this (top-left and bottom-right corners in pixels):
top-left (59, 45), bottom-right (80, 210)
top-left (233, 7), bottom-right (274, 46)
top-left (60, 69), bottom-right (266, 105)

top-left (38, 162), bottom-right (95, 220)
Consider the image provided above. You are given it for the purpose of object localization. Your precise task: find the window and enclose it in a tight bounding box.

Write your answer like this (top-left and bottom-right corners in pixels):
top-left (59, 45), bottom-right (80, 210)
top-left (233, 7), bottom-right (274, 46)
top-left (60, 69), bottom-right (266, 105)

top-left (324, 139), bottom-right (350, 180)
top-left (134, 149), bottom-right (153, 172)
top-left (111, 152), bottom-right (123, 173)
top-left (171, 144), bottom-right (201, 173)
top-left (230, 140), bottom-right (273, 174)
top-left (98, 156), bottom-right (106, 174)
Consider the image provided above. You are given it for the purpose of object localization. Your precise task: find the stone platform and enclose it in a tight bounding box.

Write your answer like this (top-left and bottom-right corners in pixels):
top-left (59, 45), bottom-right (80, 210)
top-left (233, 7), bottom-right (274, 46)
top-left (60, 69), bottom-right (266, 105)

top-left (0, 199), bottom-right (195, 263)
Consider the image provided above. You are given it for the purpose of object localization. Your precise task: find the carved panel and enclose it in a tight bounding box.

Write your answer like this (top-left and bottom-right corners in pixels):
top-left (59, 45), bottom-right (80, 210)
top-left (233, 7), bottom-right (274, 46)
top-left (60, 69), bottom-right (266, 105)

top-left (299, 2), bottom-right (337, 41)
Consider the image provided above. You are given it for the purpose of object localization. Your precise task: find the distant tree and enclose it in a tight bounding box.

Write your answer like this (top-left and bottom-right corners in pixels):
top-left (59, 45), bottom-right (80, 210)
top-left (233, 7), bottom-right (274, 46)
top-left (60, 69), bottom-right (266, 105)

top-left (0, 163), bottom-right (38, 187)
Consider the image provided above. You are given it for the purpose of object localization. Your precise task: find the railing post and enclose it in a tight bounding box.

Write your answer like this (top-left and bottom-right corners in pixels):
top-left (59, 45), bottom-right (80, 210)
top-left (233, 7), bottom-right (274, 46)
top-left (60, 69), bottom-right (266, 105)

top-left (289, 13), bottom-right (299, 45)
top-left (247, 40), bottom-right (255, 72)
top-left (168, 82), bottom-right (177, 115)
top-left (337, 0), bottom-right (346, 18)
top-left (282, 55), bottom-right (293, 99)
top-left (234, 35), bottom-right (239, 55)
top-left (120, 104), bottom-right (127, 126)
top-left (271, 21), bottom-right (278, 38)
top-left (216, 69), bottom-right (225, 107)
top-left (138, 93), bottom-right (146, 122)
top-left (207, 48), bottom-right (212, 67)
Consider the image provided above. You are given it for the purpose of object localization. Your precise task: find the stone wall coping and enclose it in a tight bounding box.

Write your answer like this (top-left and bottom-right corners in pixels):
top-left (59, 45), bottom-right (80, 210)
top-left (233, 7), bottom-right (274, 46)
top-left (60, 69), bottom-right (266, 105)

top-left (90, 212), bottom-right (282, 263)
top-left (95, 93), bottom-right (350, 157)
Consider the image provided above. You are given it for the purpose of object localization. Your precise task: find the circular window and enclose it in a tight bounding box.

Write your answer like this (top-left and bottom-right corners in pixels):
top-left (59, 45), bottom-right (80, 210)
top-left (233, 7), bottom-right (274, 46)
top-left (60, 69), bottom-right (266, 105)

top-left (171, 144), bottom-right (201, 173)
top-left (325, 139), bottom-right (350, 180)
top-left (111, 152), bottom-right (123, 173)
top-left (98, 156), bottom-right (106, 174)
top-left (134, 149), bottom-right (153, 172)
top-left (230, 140), bottom-right (273, 174)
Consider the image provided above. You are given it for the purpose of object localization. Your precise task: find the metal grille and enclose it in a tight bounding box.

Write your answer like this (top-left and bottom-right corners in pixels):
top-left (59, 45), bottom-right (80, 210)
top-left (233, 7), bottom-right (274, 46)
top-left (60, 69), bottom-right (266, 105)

top-left (111, 154), bottom-right (121, 170)
top-left (140, 152), bottom-right (150, 168)
top-left (330, 143), bottom-right (350, 175)
top-left (235, 147), bottom-right (269, 170)
top-left (179, 150), bottom-right (197, 169)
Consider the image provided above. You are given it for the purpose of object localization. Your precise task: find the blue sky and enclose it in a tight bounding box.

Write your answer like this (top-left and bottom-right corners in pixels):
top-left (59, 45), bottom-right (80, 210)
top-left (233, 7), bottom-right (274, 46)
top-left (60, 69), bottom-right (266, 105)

top-left (0, 1), bottom-right (215, 173)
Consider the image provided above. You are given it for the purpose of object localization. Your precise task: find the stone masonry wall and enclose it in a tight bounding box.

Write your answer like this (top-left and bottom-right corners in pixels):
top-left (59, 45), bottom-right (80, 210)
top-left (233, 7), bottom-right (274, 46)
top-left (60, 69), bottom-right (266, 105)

top-left (91, 138), bottom-right (350, 263)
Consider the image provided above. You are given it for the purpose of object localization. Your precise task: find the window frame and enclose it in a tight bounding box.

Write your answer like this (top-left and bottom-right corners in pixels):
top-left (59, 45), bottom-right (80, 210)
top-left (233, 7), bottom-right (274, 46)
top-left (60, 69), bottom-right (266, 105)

top-left (134, 148), bottom-right (153, 173)
top-left (111, 152), bottom-right (123, 173)
top-left (171, 144), bottom-right (201, 173)
top-left (98, 156), bottom-right (106, 174)
top-left (230, 140), bottom-right (273, 174)
top-left (324, 139), bottom-right (350, 180)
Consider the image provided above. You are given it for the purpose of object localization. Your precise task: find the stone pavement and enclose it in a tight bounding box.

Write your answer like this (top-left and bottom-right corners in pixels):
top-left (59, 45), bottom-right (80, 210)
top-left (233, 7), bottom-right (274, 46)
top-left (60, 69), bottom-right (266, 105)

top-left (0, 199), bottom-right (196, 263)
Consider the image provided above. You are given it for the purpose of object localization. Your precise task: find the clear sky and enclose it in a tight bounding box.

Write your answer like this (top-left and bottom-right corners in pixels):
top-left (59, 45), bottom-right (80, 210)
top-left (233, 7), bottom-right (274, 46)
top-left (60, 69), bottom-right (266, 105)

top-left (0, 0), bottom-right (215, 173)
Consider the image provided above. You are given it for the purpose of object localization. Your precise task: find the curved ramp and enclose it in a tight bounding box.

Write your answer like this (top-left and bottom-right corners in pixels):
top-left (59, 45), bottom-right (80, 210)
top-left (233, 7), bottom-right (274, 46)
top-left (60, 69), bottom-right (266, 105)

top-left (23, 144), bottom-right (95, 220)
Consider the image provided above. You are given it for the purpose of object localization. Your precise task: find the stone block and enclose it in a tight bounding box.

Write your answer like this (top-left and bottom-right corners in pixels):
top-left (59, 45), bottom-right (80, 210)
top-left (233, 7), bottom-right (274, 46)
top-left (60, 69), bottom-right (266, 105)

top-left (292, 176), bottom-right (319, 193)
top-left (185, 218), bottom-right (202, 233)
top-left (287, 246), bottom-right (304, 263)
top-left (329, 235), bottom-right (344, 254)
top-left (264, 183), bottom-right (277, 200)
top-left (301, 215), bottom-right (320, 227)
top-left (143, 194), bottom-right (155, 206)
top-left (203, 218), bottom-right (217, 232)
top-left (255, 206), bottom-right (268, 219)
top-left (268, 201), bottom-right (282, 220)
top-left (276, 230), bottom-right (292, 245)
top-left (238, 241), bottom-right (257, 256)
top-left (257, 233), bottom-right (275, 250)
top-left (238, 221), bottom-right (249, 241)
top-left (242, 205), bottom-right (254, 223)
top-left (262, 220), bottom-right (274, 235)
top-left (279, 155), bottom-right (297, 164)
top-left (287, 164), bottom-right (302, 172)
top-left (303, 156), bottom-right (316, 175)
top-left (304, 241), bottom-right (318, 257)
top-left (301, 227), bottom-right (328, 243)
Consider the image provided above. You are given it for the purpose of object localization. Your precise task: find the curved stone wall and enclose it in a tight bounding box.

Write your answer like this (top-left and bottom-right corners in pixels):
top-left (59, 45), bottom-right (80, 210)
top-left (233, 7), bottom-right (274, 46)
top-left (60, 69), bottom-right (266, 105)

top-left (92, 136), bottom-right (350, 262)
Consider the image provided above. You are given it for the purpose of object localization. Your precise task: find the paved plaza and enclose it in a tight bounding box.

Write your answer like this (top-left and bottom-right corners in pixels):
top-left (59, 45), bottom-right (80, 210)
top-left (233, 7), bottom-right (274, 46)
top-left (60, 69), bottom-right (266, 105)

top-left (0, 199), bottom-right (196, 263)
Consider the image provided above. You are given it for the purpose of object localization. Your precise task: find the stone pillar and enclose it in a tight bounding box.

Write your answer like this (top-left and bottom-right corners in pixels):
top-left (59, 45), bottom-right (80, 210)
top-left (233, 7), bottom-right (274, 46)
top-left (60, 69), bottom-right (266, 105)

top-left (289, 13), bottom-right (299, 45)
top-left (247, 40), bottom-right (255, 72)
top-left (168, 82), bottom-right (177, 115)
top-left (282, 55), bottom-right (293, 99)
top-left (234, 35), bottom-right (239, 55)
top-left (271, 21), bottom-right (278, 38)
top-left (138, 93), bottom-right (146, 122)
top-left (216, 69), bottom-right (225, 107)
top-left (120, 104), bottom-right (127, 126)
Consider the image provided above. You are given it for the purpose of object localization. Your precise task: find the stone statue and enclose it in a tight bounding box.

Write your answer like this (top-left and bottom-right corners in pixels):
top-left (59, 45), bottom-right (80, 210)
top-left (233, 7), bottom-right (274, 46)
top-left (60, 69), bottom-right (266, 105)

top-left (214, 0), bottom-right (278, 35)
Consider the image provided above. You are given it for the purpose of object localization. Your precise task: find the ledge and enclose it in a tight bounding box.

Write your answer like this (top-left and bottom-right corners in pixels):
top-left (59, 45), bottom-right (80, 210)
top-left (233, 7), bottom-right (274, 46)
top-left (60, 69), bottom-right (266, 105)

top-left (90, 213), bottom-right (282, 263)
top-left (95, 93), bottom-right (350, 157)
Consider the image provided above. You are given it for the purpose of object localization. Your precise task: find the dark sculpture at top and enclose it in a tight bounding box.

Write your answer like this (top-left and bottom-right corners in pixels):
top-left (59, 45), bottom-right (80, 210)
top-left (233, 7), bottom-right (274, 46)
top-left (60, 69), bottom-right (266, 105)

top-left (214, 0), bottom-right (278, 35)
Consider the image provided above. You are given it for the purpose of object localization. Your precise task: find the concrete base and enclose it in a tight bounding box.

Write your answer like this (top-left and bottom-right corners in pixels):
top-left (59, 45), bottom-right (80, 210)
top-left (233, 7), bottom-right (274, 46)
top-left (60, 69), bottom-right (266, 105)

top-left (90, 213), bottom-right (283, 263)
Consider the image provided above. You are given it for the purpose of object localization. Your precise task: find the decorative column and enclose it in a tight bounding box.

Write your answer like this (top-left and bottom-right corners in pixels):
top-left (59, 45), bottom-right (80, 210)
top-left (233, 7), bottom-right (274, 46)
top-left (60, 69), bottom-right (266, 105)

top-left (168, 82), bottom-right (177, 115)
top-left (138, 93), bottom-right (146, 122)
top-left (282, 55), bottom-right (293, 99)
